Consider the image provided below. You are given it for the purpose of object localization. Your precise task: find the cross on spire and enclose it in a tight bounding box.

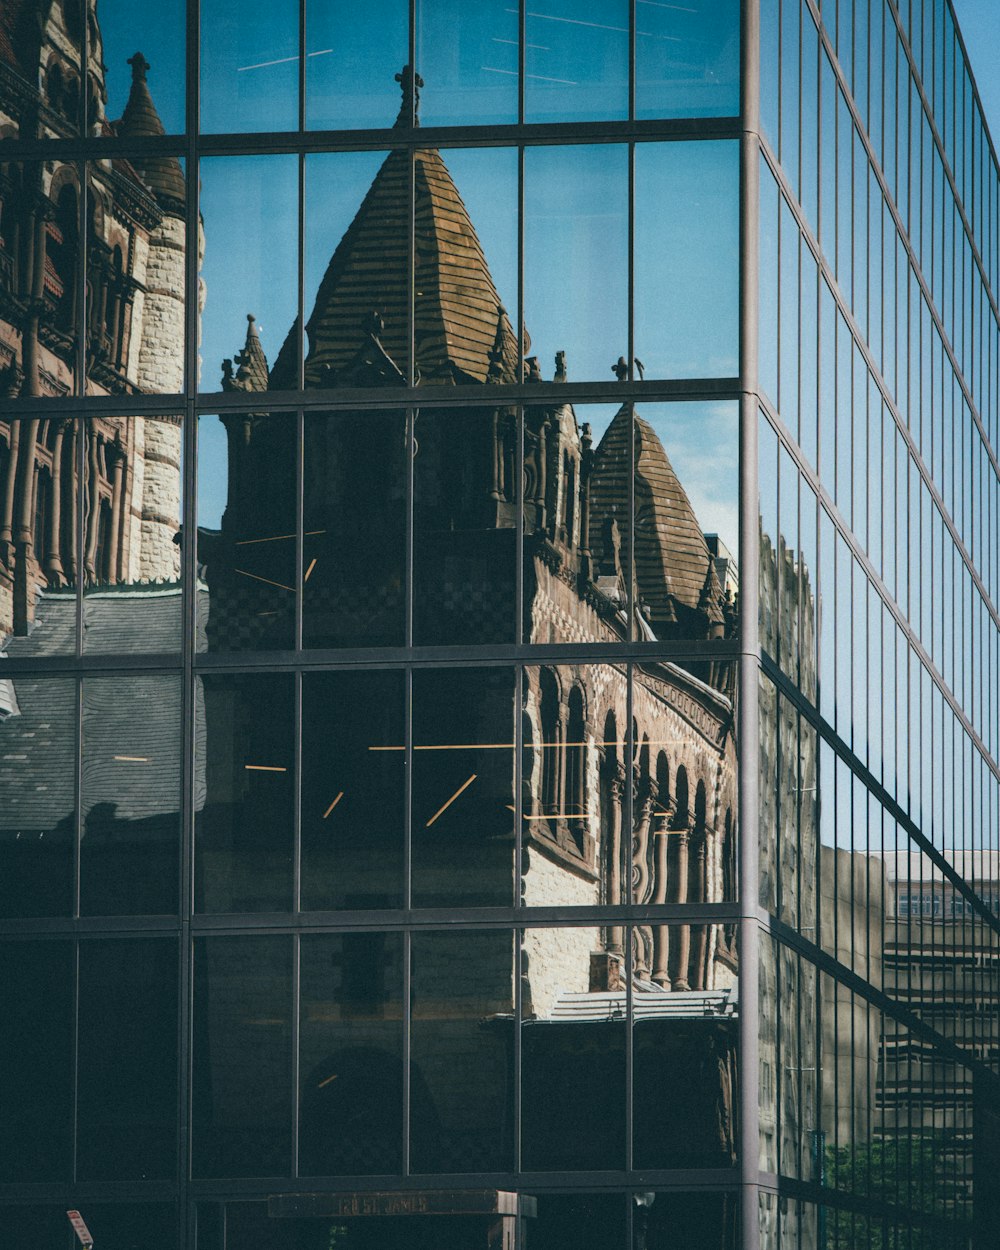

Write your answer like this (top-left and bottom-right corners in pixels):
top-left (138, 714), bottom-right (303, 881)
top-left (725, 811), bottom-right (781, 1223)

top-left (394, 64), bottom-right (424, 126)
top-left (128, 52), bottom-right (150, 83)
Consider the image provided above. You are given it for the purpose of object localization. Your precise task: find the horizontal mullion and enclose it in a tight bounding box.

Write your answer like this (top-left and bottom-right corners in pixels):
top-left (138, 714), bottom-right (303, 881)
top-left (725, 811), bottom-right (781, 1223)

top-left (4, 116), bottom-right (741, 163)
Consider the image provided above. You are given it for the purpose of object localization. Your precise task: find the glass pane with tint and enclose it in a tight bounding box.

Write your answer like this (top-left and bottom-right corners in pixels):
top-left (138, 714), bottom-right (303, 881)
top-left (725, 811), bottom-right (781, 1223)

top-left (301, 669), bottom-right (405, 911)
top-left (411, 667), bottom-right (515, 907)
top-left (196, 672), bottom-right (295, 913)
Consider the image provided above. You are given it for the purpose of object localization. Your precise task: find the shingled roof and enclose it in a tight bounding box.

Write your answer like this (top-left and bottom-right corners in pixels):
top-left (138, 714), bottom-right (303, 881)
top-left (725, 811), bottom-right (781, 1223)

top-left (589, 404), bottom-right (720, 625)
top-left (115, 52), bottom-right (185, 210)
top-left (271, 145), bottom-right (518, 390)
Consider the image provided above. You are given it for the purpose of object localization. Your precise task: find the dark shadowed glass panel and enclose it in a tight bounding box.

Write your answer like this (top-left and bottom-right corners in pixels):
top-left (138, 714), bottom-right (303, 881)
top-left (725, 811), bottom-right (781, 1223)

top-left (81, 675), bottom-right (180, 915)
top-left (193, 935), bottom-right (293, 1178)
top-left (3, 161), bottom-right (82, 397)
top-left (523, 403), bottom-right (619, 645)
top-left (643, 1193), bottom-right (738, 1250)
top-left (635, 0), bottom-right (740, 120)
top-left (306, 1), bottom-right (406, 130)
top-left (416, 0), bottom-right (518, 126)
top-left (0, 675), bottom-right (76, 918)
top-left (299, 931), bottom-right (404, 1175)
top-left (410, 929), bottom-right (514, 1172)
top-left (524, 0), bottom-right (628, 123)
top-left (411, 667), bottom-right (515, 907)
top-left (413, 408), bottom-right (516, 645)
top-left (633, 996), bottom-right (739, 1167)
top-left (73, 1206), bottom-right (179, 1250)
top-left (303, 411), bottom-right (405, 649)
top-left (524, 145), bottom-right (628, 384)
top-left (85, 156), bottom-right (188, 397)
top-left (521, 926), bottom-right (625, 1169)
top-left (0, 941), bottom-right (73, 1181)
top-left (83, 416), bottom-right (184, 652)
top-left (199, 0), bottom-right (298, 133)
top-left (199, 156), bottom-right (298, 394)
top-left (630, 401), bottom-right (739, 644)
top-left (520, 663), bottom-right (628, 907)
top-left (91, 0), bottom-right (185, 134)
top-left (303, 150), bottom-right (404, 390)
top-left (77, 938), bottom-right (178, 1180)
top-left (196, 672), bottom-right (295, 913)
top-left (415, 146), bottom-right (518, 387)
top-left (0, 416), bottom-right (79, 658)
top-left (197, 413), bottom-right (297, 653)
top-left (526, 1194), bottom-right (625, 1250)
top-left (634, 141), bottom-right (739, 380)
top-left (301, 670), bottom-right (405, 911)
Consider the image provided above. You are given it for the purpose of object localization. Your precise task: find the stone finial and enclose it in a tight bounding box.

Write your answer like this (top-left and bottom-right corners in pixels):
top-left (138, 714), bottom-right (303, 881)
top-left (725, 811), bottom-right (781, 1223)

top-left (554, 350), bottom-right (567, 382)
top-left (634, 357), bottom-right (645, 381)
top-left (128, 52), bottom-right (150, 83)
top-left (524, 355), bottom-right (542, 382)
top-left (394, 64), bottom-right (424, 125)
top-left (612, 356), bottom-right (628, 382)
top-left (363, 309), bottom-right (385, 339)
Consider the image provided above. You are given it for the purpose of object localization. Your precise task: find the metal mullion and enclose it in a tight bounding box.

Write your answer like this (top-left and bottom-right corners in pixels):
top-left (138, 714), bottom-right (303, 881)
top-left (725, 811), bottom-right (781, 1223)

top-left (295, 410), bottom-right (304, 653)
top-left (297, 153), bottom-right (306, 393)
top-left (70, 935), bottom-right (81, 1185)
top-left (513, 920), bottom-right (523, 1180)
top-left (73, 671), bottom-right (83, 921)
top-left (518, 0), bottom-right (525, 127)
top-left (293, 669), bottom-right (303, 914)
top-left (628, 0), bottom-right (636, 124)
top-left (405, 407), bottom-right (415, 649)
top-left (298, 0), bottom-right (307, 135)
top-left (517, 144), bottom-right (525, 383)
top-left (514, 405), bottom-right (524, 647)
top-left (402, 925), bottom-right (412, 1177)
top-left (290, 931), bottom-right (301, 1178)
top-left (514, 665), bottom-right (524, 907)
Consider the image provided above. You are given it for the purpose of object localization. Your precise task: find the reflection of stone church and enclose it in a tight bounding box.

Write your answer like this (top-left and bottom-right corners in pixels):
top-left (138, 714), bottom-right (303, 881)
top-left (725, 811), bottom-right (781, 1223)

top-left (1, 0), bottom-right (740, 1187)
top-left (0, 0), bottom-right (184, 636)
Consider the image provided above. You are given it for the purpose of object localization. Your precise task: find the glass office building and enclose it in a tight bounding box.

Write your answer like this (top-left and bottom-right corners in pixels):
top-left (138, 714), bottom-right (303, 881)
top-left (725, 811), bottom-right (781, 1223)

top-left (0, 1), bottom-right (997, 1247)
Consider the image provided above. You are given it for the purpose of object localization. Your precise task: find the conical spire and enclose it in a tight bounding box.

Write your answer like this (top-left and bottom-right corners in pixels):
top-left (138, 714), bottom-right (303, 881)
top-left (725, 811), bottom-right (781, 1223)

top-left (116, 53), bottom-right (185, 210)
top-left (589, 404), bottom-right (718, 630)
top-left (222, 315), bottom-right (270, 393)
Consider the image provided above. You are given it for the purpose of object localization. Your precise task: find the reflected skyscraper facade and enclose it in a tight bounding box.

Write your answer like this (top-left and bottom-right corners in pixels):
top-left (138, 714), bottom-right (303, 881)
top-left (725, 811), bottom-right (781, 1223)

top-left (0, 2), bottom-right (996, 1249)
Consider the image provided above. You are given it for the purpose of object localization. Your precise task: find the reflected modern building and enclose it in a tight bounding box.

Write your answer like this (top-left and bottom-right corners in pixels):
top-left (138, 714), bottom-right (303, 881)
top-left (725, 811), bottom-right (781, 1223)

top-left (0, 2), bottom-right (998, 1249)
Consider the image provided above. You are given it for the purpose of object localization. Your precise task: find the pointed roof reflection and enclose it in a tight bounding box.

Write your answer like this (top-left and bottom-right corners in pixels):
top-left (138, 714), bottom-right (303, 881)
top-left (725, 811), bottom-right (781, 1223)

top-left (589, 404), bottom-right (722, 626)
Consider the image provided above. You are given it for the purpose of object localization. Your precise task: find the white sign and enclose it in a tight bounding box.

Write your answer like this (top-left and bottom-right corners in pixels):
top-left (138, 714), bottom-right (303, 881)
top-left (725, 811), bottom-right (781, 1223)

top-left (66, 1210), bottom-right (94, 1247)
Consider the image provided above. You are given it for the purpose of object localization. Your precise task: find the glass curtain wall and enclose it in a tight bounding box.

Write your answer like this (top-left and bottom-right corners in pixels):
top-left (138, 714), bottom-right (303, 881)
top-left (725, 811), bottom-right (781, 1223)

top-left (757, 1), bottom-right (1000, 1248)
top-left (0, 2), bottom-right (748, 1250)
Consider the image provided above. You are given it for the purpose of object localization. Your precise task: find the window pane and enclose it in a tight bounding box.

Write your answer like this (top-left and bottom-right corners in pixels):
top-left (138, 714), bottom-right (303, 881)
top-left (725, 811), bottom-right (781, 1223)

top-left (634, 142), bottom-right (739, 379)
top-left (85, 158), bottom-right (187, 396)
top-left (91, 0), bottom-right (185, 134)
top-left (636, 0), bottom-right (740, 120)
top-left (299, 931), bottom-right (404, 1175)
top-left (193, 935), bottom-right (294, 1178)
top-left (77, 938), bottom-right (178, 1179)
top-left (82, 416), bottom-right (184, 653)
top-left (301, 670), bottom-right (405, 911)
top-left (0, 941), bottom-right (74, 1181)
top-left (81, 675), bottom-right (180, 915)
top-left (200, 0), bottom-right (298, 133)
top-left (410, 929), bottom-right (514, 1172)
top-left (0, 676), bottom-right (76, 918)
top-left (200, 155), bottom-right (298, 394)
top-left (303, 410), bottom-right (405, 648)
top-left (196, 672), bottom-right (295, 913)
top-left (524, 145), bottom-right (628, 384)
top-left (524, 0), bottom-right (628, 123)
top-left (197, 413), bottom-right (297, 653)
top-left (306, 1), bottom-right (407, 130)
top-left (412, 667), bottom-right (515, 908)
top-left (416, 0), bottom-right (518, 127)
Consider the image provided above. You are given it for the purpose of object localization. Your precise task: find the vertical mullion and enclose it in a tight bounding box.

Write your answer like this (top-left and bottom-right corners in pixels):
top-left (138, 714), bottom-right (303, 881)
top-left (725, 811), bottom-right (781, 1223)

top-left (624, 666), bottom-right (635, 1176)
top-left (518, 0), bottom-right (525, 126)
top-left (293, 665), bottom-right (303, 913)
top-left (290, 930), bottom-right (301, 1178)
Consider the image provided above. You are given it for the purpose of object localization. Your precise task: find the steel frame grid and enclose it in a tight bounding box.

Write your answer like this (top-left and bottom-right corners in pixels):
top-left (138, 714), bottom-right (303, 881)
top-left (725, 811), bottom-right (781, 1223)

top-left (0, 0), bottom-right (752, 1246)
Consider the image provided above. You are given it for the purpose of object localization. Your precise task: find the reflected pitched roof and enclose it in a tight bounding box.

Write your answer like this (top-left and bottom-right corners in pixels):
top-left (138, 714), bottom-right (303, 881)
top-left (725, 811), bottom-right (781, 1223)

top-left (272, 146), bottom-right (518, 389)
top-left (589, 404), bottom-right (720, 621)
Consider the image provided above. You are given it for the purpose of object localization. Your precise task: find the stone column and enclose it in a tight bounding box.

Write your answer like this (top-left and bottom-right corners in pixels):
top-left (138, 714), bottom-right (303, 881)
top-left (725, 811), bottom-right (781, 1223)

top-left (669, 822), bottom-right (691, 991)
top-left (687, 831), bottom-right (709, 990)
top-left (651, 813), bottom-right (672, 988)
top-left (606, 764), bottom-right (626, 955)
top-left (44, 418), bottom-right (68, 583)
